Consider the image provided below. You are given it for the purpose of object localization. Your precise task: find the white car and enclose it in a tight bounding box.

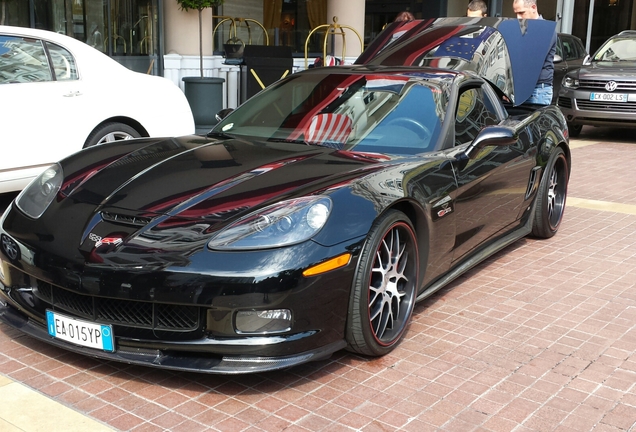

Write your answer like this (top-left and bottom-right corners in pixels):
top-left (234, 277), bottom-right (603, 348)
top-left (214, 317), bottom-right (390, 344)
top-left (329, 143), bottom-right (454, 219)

top-left (0, 25), bottom-right (195, 193)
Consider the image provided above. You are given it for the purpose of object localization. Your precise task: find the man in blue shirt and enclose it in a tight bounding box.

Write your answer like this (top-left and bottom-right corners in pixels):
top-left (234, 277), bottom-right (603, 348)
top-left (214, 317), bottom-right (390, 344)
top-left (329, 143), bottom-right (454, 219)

top-left (513, 0), bottom-right (556, 105)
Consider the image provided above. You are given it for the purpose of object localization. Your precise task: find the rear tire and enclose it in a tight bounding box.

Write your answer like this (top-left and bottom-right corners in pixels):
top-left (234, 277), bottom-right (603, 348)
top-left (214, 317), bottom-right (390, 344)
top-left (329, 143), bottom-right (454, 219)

top-left (532, 147), bottom-right (568, 238)
top-left (346, 210), bottom-right (418, 356)
top-left (84, 122), bottom-right (141, 148)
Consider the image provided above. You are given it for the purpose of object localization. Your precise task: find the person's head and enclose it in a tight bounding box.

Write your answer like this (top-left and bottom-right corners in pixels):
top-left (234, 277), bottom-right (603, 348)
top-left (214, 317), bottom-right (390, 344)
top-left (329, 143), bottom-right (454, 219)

top-left (467, 0), bottom-right (488, 17)
top-left (513, 0), bottom-right (540, 19)
top-left (394, 11), bottom-right (415, 22)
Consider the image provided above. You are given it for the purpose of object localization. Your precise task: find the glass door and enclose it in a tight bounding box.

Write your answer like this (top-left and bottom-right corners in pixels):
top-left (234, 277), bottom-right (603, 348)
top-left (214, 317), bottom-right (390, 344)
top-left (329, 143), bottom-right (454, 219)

top-left (2, 0), bottom-right (161, 75)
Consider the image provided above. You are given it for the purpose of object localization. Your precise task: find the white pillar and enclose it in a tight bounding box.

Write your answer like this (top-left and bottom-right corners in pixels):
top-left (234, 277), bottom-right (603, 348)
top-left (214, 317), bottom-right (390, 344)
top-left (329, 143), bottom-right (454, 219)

top-left (327, 0), bottom-right (365, 62)
top-left (560, 0), bottom-right (575, 34)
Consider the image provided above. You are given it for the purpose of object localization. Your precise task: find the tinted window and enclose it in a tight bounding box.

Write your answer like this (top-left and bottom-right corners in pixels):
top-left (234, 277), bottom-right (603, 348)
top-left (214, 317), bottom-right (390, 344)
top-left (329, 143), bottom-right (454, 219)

top-left (45, 42), bottom-right (78, 81)
top-left (454, 87), bottom-right (500, 146)
top-left (561, 36), bottom-right (580, 61)
top-left (0, 35), bottom-right (51, 83)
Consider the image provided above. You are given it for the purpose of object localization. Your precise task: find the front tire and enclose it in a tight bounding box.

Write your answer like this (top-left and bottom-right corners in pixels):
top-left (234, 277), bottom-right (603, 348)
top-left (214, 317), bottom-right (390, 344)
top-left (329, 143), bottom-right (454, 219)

top-left (84, 122), bottom-right (141, 148)
top-left (568, 123), bottom-right (582, 138)
top-left (532, 147), bottom-right (568, 238)
top-left (346, 210), bottom-right (419, 356)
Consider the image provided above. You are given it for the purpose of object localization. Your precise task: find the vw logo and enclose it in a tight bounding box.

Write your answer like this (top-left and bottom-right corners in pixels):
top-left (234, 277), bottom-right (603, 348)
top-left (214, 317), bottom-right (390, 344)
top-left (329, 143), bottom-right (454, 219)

top-left (605, 81), bottom-right (618, 92)
top-left (1, 234), bottom-right (20, 261)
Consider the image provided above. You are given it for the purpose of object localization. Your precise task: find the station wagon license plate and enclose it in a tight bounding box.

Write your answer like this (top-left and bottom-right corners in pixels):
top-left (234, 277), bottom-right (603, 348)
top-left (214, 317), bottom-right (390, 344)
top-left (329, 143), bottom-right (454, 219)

top-left (590, 92), bottom-right (627, 102)
top-left (46, 310), bottom-right (115, 352)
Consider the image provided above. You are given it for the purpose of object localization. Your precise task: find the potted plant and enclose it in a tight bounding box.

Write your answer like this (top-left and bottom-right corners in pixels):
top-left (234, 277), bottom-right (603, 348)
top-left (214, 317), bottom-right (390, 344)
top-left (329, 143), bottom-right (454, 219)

top-left (177, 0), bottom-right (226, 132)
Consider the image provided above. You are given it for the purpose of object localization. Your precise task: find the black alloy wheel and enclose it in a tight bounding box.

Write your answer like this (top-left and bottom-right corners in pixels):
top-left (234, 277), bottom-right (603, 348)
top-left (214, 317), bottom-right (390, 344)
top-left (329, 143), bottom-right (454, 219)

top-left (532, 147), bottom-right (569, 238)
top-left (346, 210), bottom-right (419, 356)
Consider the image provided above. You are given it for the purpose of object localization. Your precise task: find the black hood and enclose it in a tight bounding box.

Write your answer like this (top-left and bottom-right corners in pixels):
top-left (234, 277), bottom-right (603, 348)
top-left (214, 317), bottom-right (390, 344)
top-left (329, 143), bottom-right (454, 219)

top-left (61, 135), bottom-right (389, 223)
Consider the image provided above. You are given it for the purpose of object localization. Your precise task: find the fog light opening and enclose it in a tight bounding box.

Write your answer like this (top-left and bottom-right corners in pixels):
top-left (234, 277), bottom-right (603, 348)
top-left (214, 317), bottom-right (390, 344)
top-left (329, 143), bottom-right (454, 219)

top-left (235, 309), bottom-right (292, 334)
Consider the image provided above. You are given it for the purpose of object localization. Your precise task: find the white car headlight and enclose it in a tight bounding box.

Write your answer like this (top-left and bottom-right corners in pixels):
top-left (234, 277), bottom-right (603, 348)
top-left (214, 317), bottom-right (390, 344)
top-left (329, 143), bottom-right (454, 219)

top-left (562, 76), bottom-right (579, 89)
top-left (208, 196), bottom-right (332, 250)
top-left (15, 164), bottom-right (63, 219)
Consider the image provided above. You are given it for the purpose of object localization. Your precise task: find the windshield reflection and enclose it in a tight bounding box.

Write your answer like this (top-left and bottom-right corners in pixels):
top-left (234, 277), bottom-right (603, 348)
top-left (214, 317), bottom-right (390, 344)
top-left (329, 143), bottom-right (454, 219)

top-left (212, 72), bottom-right (447, 155)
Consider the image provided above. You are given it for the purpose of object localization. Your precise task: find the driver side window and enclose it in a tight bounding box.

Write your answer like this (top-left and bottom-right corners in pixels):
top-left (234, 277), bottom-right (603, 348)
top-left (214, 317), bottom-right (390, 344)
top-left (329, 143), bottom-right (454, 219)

top-left (454, 86), bottom-right (500, 146)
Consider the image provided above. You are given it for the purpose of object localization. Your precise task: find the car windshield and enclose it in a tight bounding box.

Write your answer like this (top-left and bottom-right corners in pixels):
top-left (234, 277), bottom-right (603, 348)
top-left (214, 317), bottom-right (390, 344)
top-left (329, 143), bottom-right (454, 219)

top-left (212, 72), bottom-right (447, 155)
top-left (593, 36), bottom-right (636, 62)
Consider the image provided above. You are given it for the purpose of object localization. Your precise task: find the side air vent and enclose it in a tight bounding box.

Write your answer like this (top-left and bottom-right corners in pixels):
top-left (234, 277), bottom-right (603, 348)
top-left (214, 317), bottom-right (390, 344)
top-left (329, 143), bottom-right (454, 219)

top-left (101, 211), bottom-right (152, 227)
top-left (525, 166), bottom-right (541, 200)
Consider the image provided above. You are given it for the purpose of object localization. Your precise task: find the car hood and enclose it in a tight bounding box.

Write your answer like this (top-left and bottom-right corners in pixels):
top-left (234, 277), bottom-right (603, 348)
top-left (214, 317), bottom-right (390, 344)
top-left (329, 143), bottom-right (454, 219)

top-left (59, 135), bottom-right (390, 225)
top-left (572, 62), bottom-right (636, 80)
top-left (356, 17), bottom-right (557, 106)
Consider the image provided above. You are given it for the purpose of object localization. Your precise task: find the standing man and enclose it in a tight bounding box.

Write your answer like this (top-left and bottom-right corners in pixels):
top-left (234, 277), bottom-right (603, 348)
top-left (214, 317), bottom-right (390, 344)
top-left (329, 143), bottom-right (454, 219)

top-left (467, 0), bottom-right (488, 17)
top-left (513, 0), bottom-right (557, 105)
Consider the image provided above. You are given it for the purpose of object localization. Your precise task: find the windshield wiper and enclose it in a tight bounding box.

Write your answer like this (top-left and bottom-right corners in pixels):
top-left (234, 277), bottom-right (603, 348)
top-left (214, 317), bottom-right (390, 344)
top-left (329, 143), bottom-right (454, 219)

top-left (267, 138), bottom-right (307, 144)
top-left (206, 130), bottom-right (235, 139)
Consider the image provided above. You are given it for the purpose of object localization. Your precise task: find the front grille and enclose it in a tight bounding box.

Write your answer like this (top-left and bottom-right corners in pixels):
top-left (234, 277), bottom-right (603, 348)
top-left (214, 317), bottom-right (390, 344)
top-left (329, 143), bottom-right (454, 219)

top-left (575, 99), bottom-right (636, 113)
top-left (579, 79), bottom-right (636, 91)
top-left (36, 282), bottom-right (199, 332)
top-left (557, 97), bottom-right (572, 109)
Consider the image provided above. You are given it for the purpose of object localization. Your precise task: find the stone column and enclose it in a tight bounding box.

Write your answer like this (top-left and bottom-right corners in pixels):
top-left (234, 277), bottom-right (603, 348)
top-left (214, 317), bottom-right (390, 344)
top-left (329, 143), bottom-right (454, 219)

top-left (326, 0), bottom-right (365, 62)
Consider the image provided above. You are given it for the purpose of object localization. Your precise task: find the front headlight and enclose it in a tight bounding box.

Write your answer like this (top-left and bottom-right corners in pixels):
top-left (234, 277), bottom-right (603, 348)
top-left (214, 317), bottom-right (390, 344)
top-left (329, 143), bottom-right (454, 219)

top-left (15, 164), bottom-right (63, 219)
top-left (208, 196), bottom-right (332, 250)
top-left (562, 76), bottom-right (579, 89)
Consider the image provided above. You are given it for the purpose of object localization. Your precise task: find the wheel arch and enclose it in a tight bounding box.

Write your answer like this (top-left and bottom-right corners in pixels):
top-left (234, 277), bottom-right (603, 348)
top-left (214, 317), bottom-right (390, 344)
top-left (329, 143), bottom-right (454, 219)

top-left (84, 117), bottom-right (149, 146)
top-left (558, 141), bottom-right (572, 177)
top-left (382, 199), bottom-right (430, 289)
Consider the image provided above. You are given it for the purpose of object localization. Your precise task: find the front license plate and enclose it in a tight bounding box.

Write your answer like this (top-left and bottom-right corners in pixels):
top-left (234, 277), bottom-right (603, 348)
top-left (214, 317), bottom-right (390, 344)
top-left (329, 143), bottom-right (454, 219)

top-left (46, 310), bottom-right (115, 352)
top-left (590, 92), bottom-right (627, 102)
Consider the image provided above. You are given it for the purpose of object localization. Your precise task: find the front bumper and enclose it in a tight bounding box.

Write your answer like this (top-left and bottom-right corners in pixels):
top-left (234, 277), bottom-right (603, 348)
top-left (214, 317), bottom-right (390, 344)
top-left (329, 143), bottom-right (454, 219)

top-left (0, 297), bottom-right (345, 374)
top-left (557, 90), bottom-right (636, 127)
top-left (0, 225), bottom-right (360, 374)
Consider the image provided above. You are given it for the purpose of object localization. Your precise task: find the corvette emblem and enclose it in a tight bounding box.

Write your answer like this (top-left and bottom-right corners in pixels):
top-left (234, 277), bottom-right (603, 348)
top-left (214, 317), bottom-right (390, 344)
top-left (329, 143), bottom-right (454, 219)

top-left (437, 206), bottom-right (453, 218)
top-left (89, 233), bottom-right (123, 248)
top-left (605, 81), bottom-right (618, 92)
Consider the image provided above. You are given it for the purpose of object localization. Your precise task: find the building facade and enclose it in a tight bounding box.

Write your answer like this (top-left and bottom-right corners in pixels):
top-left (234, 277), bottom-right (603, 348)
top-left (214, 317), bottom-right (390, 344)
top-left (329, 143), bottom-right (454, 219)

top-left (3, 0), bottom-right (635, 105)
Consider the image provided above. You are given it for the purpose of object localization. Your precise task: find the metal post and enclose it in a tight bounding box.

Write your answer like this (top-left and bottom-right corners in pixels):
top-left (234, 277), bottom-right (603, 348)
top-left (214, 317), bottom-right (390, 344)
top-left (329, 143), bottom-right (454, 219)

top-left (585, 0), bottom-right (595, 52)
top-left (559, 0), bottom-right (575, 34)
top-left (489, 0), bottom-right (503, 18)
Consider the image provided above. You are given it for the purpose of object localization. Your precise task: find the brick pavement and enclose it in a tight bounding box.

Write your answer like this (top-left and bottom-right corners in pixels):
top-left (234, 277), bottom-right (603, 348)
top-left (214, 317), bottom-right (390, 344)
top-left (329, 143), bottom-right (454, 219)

top-left (0, 127), bottom-right (635, 431)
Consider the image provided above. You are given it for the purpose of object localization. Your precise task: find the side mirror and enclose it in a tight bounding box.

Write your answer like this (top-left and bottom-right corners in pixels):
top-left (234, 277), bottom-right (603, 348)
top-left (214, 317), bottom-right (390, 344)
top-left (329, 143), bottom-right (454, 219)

top-left (582, 54), bottom-right (591, 66)
top-left (554, 54), bottom-right (563, 63)
top-left (462, 126), bottom-right (518, 161)
top-left (215, 108), bottom-right (235, 122)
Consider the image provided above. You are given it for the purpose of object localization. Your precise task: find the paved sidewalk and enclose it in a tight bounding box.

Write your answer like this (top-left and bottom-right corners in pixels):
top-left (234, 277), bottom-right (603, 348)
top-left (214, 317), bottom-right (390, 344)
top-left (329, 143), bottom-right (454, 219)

top-left (1, 128), bottom-right (635, 432)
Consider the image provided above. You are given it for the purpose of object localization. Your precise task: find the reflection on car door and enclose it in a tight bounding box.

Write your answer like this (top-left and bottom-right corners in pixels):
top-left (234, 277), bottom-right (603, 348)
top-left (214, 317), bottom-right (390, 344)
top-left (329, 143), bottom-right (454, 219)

top-left (447, 85), bottom-right (534, 262)
top-left (0, 35), bottom-right (87, 181)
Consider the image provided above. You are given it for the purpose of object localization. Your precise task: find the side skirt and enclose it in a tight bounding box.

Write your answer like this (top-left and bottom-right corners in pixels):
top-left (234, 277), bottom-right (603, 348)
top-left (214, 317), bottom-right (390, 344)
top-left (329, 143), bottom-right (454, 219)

top-left (415, 215), bottom-right (533, 303)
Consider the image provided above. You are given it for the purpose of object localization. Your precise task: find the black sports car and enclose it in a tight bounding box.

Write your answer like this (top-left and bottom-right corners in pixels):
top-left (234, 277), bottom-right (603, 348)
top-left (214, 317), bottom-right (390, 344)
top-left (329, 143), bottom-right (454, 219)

top-left (0, 18), bottom-right (571, 374)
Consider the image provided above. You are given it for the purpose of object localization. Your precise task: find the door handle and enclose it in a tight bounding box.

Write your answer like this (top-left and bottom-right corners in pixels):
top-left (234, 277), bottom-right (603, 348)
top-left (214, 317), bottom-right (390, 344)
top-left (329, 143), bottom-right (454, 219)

top-left (63, 91), bottom-right (82, 97)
